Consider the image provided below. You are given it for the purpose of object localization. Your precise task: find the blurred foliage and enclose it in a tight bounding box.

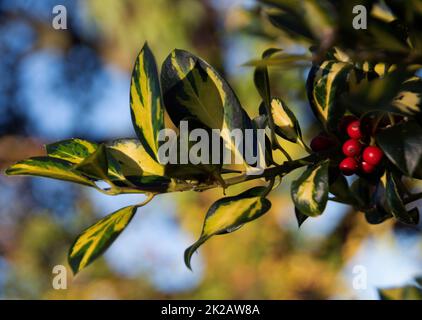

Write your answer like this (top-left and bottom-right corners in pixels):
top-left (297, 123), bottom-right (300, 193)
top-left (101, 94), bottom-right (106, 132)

top-left (1, 0), bottom-right (422, 300)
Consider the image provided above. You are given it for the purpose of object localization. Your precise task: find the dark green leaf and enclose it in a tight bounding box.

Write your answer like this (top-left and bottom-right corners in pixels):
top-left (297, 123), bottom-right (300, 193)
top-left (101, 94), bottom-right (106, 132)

top-left (385, 172), bottom-right (419, 225)
top-left (329, 173), bottom-right (356, 205)
top-left (350, 177), bottom-right (374, 209)
top-left (294, 207), bottom-right (308, 227)
top-left (376, 120), bottom-right (422, 178)
top-left (364, 203), bottom-right (392, 224)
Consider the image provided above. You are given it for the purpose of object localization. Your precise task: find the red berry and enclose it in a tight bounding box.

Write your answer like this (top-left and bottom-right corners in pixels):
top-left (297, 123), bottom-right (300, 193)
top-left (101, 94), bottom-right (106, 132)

top-left (362, 146), bottom-right (383, 166)
top-left (361, 161), bottom-right (376, 174)
top-left (347, 120), bottom-right (363, 139)
top-left (339, 157), bottom-right (358, 176)
top-left (342, 139), bottom-right (362, 157)
top-left (310, 134), bottom-right (335, 152)
top-left (338, 115), bottom-right (358, 134)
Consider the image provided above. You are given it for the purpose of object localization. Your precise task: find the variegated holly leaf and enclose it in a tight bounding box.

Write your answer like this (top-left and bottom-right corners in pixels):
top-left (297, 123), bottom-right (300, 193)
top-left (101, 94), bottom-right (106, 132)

top-left (161, 49), bottom-right (253, 170)
top-left (47, 138), bottom-right (125, 182)
top-left (105, 139), bottom-right (176, 193)
top-left (254, 49), bottom-right (289, 153)
top-left (5, 157), bottom-right (95, 187)
top-left (106, 139), bottom-right (165, 177)
top-left (130, 43), bottom-right (164, 161)
top-left (73, 144), bottom-right (109, 180)
top-left (307, 60), bottom-right (353, 131)
top-left (392, 77), bottom-right (422, 116)
top-left (291, 160), bottom-right (329, 217)
top-left (68, 205), bottom-right (138, 274)
top-left (162, 125), bottom-right (224, 184)
top-left (346, 69), bottom-right (421, 117)
top-left (385, 172), bottom-right (419, 225)
top-left (184, 187), bottom-right (271, 269)
top-left (261, 98), bottom-right (303, 144)
top-left (46, 138), bottom-right (98, 164)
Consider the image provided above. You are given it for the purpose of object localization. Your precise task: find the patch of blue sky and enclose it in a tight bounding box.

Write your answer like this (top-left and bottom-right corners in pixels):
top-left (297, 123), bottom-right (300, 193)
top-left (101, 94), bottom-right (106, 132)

top-left (84, 65), bottom-right (134, 140)
top-left (280, 198), bottom-right (350, 239)
top-left (342, 233), bottom-right (422, 299)
top-left (0, 258), bottom-right (9, 298)
top-left (18, 50), bottom-right (76, 139)
top-left (18, 49), bottom-right (134, 140)
top-left (0, 20), bottom-right (34, 54)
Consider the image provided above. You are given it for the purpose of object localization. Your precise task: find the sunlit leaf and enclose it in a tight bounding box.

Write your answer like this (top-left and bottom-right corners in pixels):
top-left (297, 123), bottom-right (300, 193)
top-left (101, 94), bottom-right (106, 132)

top-left (392, 77), bottom-right (422, 116)
top-left (130, 43), bottom-right (164, 161)
top-left (68, 205), bottom-right (138, 274)
top-left (5, 157), bottom-right (95, 187)
top-left (263, 98), bottom-right (303, 144)
top-left (47, 139), bottom-right (124, 181)
top-left (73, 144), bottom-right (108, 180)
top-left (307, 60), bottom-right (353, 131)
top-left (161, 49), bottom-right (253, 170)
top-left (46, 138), bottom-right (98, 164)
top-left (291, 160), bottom-right (329, 217)
top-left (106, 139), bottom-right (165, 177)
top-left (184, 187), bottom-right (271, 269)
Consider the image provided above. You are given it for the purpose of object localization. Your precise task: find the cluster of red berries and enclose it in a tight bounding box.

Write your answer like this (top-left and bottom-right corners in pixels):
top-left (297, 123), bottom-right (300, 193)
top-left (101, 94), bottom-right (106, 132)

top-left (338, 116), bottom-right (384, 176)
top-left (310, 115), bottom-right (385, 176)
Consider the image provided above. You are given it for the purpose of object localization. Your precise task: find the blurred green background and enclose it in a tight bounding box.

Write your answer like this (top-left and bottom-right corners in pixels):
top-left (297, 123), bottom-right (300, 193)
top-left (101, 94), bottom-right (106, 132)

top-left (0, 0), bottom-right (421, 299)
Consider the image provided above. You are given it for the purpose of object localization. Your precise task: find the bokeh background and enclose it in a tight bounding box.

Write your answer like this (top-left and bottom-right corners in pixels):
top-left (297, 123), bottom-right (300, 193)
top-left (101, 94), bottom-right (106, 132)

top-left (0, 0), bottom-right (422, 299)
